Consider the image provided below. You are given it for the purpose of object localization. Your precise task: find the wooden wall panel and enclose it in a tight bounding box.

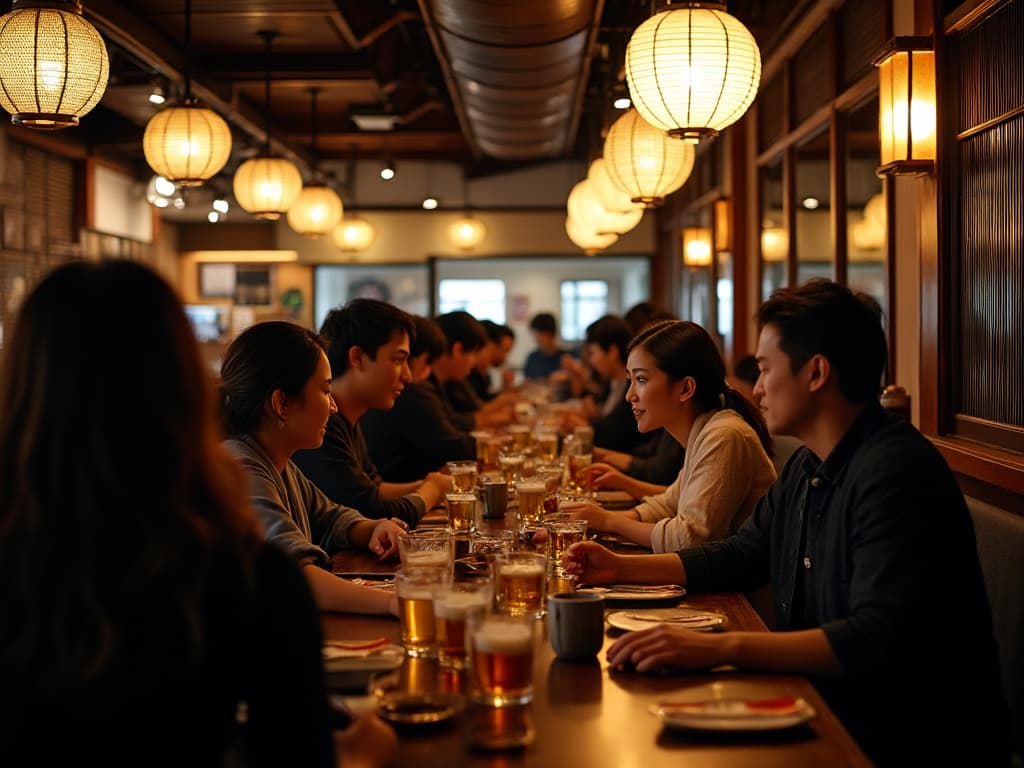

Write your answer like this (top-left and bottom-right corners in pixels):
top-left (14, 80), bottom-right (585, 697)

top-left (957, 0), bottom-right (1024, 133)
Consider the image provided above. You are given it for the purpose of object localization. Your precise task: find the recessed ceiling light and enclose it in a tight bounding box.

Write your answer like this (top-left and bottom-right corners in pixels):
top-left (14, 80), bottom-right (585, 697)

top-left (802, 197), bottom-right (820, 210)
top-left (422, 197), bottom-right (438, 210)
top-left (207, 211), bottom-right (220, 223)
top-left (380, 166), bottom-right (395, 181)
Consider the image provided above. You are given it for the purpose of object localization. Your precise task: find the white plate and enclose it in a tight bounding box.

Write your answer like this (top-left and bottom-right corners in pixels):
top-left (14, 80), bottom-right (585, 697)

top-left (323, 643), bottom-right (404, 690)
top-left (580, 584), bottom-right (686, 601)
top-left (650, 697), bottom-right (817, 731)
top-left (606, 608), bottom-right (726, 632)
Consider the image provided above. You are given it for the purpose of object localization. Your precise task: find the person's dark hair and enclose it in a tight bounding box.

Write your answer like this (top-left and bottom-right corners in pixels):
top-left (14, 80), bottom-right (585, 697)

top-left (319, 298), bottom-right (414, 378)
top-left (757, 279), bottom-right (886, 403)
top-left (529, 312), bottom-right (557, 335)
top-left (733, 354), bottom-right (760, 387)
top-left (0, 260), bottom-right (257, 689)
top-left (629, 320), bottom-right (772, 455)
top-left (585, 314), bottom-right (633, 361)
top-left (220, 321), bottom-right (326, 436)
top-left (480, 319), bottom-right (515, 344)
top-left (435, 310), bottom-right (487, 353)
top-left (410, 315), bottom-right (446, 363)
top-left (624, 301), bottom-right (675, 334)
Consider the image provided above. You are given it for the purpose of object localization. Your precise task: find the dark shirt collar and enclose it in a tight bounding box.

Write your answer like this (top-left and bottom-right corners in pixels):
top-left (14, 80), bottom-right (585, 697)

top-left (800, 402), bottom-right (889, 485)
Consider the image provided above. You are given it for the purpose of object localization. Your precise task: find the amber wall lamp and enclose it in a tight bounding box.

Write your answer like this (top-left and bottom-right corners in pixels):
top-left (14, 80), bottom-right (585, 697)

top-left (875, 36), bottom-right (936, 177)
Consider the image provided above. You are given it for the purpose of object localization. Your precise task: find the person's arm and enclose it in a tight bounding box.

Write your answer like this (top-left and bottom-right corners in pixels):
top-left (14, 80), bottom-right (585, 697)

top-left (593, 446), bottom-right (632, 470)
top-left (587, 462), bottom-right (666, 498)
top-left (302, 563), bottom-right (397, 616)
top-left (606, 625), bottom-right (841, 676)
top-left (379, 480), bottom-right (421, 499)
top-left (382, 473), bottom-right (450, 509)
top-left (560, 500), bottom-right (654, 547)
top-left (562, 541), bottom-right (684, 584)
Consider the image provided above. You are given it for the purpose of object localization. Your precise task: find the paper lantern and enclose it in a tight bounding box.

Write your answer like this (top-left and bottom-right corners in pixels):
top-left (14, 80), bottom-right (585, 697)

top-left (682, 227), bottom-right (713, 266)
top-left (144, 103), bottom-right (232, 186)
top-left (233, 155), bottom-right (303, 221)
top-left (567, 179), bottom-right (644, 235)
top-left (287, 184), bottom-right (343, 237)
top-left (0, 1), bottom-right (109, 129)
top-left (333, 216), bottom-right (377, 253)
top-left (587, 158), bottom-right (644, 215)
top-left (876, 37), bottom-right (935, 176)
top-left (566, 216), bottom-right (617, 254)
top-left (449, 215), bottom-right (487, 250)
top-left (625, 3), bottom-right (761, 143)
top-left (603, 109), bottom-right (694, 206)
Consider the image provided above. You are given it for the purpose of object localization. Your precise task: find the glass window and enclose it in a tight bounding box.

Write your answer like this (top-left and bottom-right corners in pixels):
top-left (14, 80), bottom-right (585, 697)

top-left (758, 157), bottom-right (786, 302)
top-left (845, 96), bottom-right (887, 319)
top-left (795, 127), bottom-right (833, 285)
top-left (560, 280), bottom-right (608, 341)
top-left (438, 278), bottom-right (506, 322)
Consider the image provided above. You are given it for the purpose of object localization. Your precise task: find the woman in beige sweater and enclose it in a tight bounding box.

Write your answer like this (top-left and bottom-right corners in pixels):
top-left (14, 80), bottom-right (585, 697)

top-left (562, 321), bottom-right (776, 553)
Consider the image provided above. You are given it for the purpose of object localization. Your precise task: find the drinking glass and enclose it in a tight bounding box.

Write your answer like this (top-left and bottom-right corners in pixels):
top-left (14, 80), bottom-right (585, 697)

top-left (447, 460), bottom-right (478, 493)
top-left (470, 529), bottom-right (515, 565)
top-left (445, 492), bottom-right (477, 535)
top-left (566, 451), bottom-right (592, 495)
top-left (398, 528), bottom-right (454, 576)
top-left (534, 431), bottom-right (559, 463)
top-left (515, 477), bottom-right (546, 527)
top-left (493, 552), bottom-right (548, 618)
top-left (432, 579), bottom-right (492, 669)
top-left (468, 612), bottom-right (535, 706)
top-left (396, 569), bottom-right (450, 657)
top-left (497, 450), bottom-right (526, 485)
top-left (572, 424), bottom-right (594, 454)
top-left (543, 516), bottom-right (588, 568)
top-left (507, 424), bottom-right (531, 451)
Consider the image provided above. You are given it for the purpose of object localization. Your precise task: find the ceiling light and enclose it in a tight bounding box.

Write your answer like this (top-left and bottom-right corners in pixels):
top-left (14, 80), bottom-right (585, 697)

top-left (142, 0), bottom-right (231, 185)
top-left (0, 0), bottom-right (110, 129)
top-left (565, 216), bottom-right (617, 254)
top-left (422, 197), bottom-right (438, 210)
top-left (625, 3), bottom-right (761, 143)
top-left (148, 84), bottom-right (166, 106)
top-left (287, 88), bottom-right (344, 237)
top-left (154, 175), bottom-right (176, 197)
top-left (603, 109), bottom-right (694, 206)
top-left (802, 197), bottom-right (820, 210)
top-left (212, 198), bottom-right (229, 214)
top-left (449, 215), bottom-right (486, 250)
top-left (380, 166), bottom-right (395, 181)
top-left (207, 211), bottom-right (219, 223)
top-left (567, 178), bottom-right (643, 236)
top-left (613, 97), bottom-right (631, 110)
top-left (233, 30), bottom-right (302, 220)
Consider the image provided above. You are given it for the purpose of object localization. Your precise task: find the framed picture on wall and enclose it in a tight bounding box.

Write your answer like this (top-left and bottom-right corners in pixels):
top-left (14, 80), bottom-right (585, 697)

top-left (199, 263), bottom-right (236, 298)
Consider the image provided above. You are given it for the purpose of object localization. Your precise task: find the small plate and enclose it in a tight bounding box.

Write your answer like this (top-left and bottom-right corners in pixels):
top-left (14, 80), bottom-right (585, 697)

top-left (322, 643), bottom-right (404, 690)
top-left (580, 584), bottom-right (686, 601)
top-left (376, 692), bottom-right (465, 725)
top-left (650, 696), bottom-right (816, 731)
top-left (607, 608), bottom-right (726, 632)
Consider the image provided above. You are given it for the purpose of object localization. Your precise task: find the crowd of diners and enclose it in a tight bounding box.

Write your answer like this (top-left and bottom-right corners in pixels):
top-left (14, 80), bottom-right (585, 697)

top-left (0, 259), bottom-right (1009, 766)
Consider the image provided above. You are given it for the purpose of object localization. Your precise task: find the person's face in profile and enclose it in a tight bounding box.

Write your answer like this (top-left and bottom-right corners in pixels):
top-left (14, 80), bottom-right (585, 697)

top-left (409, 352), bottom-right (432, 382)
top-left (285, 351), bottom-right (337, 450)
top-left (753, 324), bottom-right (809, 437)
top-left (359, 331), bottom-right (412, 410)
top-left (625, 346), bottom-right (681, 433)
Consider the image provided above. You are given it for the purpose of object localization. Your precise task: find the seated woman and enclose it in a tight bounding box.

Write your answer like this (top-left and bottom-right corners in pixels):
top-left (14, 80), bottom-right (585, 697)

top-left (562, 320), bottom-right (776, 553)
top-left (220, 321), bottom-right (406, 615)
top-left (0, 261), bottom-right (395, 766)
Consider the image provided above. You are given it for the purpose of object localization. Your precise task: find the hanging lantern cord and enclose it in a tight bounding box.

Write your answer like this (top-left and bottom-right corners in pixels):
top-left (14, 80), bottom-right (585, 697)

top-left (183, 0), bottom-right (193, 102)
top-left (258, 30), bottom-right (278, 154)
top-left (309, 87), bottom-right (320, 179)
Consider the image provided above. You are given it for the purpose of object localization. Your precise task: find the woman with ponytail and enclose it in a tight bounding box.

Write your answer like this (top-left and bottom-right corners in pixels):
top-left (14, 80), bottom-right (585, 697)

top-left (561, 320), bottom-right (776, 553)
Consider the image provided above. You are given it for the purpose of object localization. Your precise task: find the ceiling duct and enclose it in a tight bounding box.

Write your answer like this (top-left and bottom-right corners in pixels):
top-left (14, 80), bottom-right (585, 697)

top-left (420, 0), bottom-right (604, 161)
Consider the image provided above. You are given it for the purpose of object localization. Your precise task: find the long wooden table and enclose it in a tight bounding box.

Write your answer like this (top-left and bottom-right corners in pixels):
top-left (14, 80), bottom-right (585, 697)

top-left (325, 543), bottom-right (871, 768)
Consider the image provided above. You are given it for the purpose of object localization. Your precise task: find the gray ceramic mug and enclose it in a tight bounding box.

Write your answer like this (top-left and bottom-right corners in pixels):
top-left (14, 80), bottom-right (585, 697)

top-left (548, 591), bottom-right (605, 660)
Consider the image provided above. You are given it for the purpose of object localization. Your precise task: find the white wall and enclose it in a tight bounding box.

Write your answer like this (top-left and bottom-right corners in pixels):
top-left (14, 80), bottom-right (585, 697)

top-left (92, 165), bottom-right (152, 242)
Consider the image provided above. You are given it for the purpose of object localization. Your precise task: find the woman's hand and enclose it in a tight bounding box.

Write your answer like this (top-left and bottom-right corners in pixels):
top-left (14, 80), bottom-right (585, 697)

top-left (606, 625), bottom-right (727, 674)
top-left (334, 711), bottom-right (398, 768)
top-left (368, 519), bottom-right (405, 560)
top-left (561, 540), bottom-right (621, 584)
top-left (586, 462), bottom-right (628, 490)
top-left (558, 500), bottom-right (610, 530)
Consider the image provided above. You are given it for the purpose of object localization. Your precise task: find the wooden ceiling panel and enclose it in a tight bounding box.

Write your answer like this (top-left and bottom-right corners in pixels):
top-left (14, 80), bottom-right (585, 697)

top-left (430, 0), bottom-right (598, 46)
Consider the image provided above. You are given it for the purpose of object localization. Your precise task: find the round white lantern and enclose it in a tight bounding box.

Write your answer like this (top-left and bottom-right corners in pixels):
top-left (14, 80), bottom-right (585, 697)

top-left (233, 155), bottom-right (303, 220)
top-left (603, 109), bottom-right (695, 206)
top-left (287, 184), bottom-right (344, 237)
top-left (143, 102), bottom-right (232, 186)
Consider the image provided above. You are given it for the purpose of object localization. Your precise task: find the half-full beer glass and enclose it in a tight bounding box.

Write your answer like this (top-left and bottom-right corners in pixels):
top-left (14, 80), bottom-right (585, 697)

top-left (469, 612), bottom-right (535, 706)
top-left (494, 552), bottom-right (547, 618)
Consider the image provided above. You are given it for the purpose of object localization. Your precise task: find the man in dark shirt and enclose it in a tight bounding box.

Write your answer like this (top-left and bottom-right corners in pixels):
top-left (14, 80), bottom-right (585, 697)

top-left (293, 300), bottom-right (450, 525)
top-left (565, 280), bottom-right (1008, 766)
top-left (362, 315), bottom-right (477, 483)
top-left (523, 312), bottom-right (566, 380)
top-left (433, 311), bottom-right (512, 431)
top-left (468, 320), bottom-right (515, 401)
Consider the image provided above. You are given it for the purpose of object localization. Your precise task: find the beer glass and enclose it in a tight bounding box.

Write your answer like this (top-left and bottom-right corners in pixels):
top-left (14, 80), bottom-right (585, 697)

top-left (535, 431), bottom-right (559, 463)
top-left (493, 552), bottom-right (547, 618)
top-left (572, 424), bottom-right (594, 454)
top-left (468, 612), bottom-right (535, 706)
top-left (399, 528), bottom-right (454, 576)
top-left (497, 450), bottom-right (526, 485)
top-left (432, 580), bottom-right (492, 669)
top-left (445, 492), bottom-right (477, 535)
top-left (470, 430), bottom-right (492, 473)
top-left (447, 460), bottom-right (478, 493)
top-left (543, 516), bottom-right (588, 568)
top-left (396, 569), bottom-right (449, 657)
top-left (470, 529), bottom-right (515, 565)
top-left (566, 451), bottom-right (592, 496)
top-left (515, 477), bottom-right (546, 527)
top-left (508, 423), bottom-right (531, 451)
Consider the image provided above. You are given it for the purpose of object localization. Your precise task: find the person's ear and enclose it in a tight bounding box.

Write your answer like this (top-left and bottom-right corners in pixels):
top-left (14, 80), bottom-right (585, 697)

top-left (805, 354), bottom-right (831, 393)
top-left (269, 389), bottom-right (288, 423)
top-left (678, 376), bottom-right (696, 403)
top-left (451, 341), bottom-right (463, 358)
top-left (348, 345), bottom-right (366, 371)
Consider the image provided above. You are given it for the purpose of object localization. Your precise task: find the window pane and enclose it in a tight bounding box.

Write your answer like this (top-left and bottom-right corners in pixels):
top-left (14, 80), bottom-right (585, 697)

top-left (846, 96), bottom-right (887, 320)
top-left (560, 279), bottom-right (608, 341)
top-left (759, 158), bottom-right (786, 302)
top-left (796, 127), bottom-right (833, 285)
top-left (438, 279), bottom-right (506, 322)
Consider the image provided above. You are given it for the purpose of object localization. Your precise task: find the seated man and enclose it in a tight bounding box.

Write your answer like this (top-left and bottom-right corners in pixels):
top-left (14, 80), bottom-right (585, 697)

top-left (362, 316), bottom-right (476, 482)
top-left (522, 312), bottom-right (566, 380)
top-left (565, 280), bottom-right (1008, 767)
top-left (293, 299), bottom-right (451, 527)
top-left (433, 311), bottom-right (511, 429)
top-left (468, 320), bottom-right (516, 401)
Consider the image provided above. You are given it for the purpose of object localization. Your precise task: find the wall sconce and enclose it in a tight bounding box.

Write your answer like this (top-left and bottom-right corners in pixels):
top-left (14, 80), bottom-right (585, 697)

top-left (875, 37), bottom-right (936, 177)
top-left (713, 198), bottom-right (731, 252)
top-left (682, 227), bottom-right (713, 267)
top-left (760, 226), bottom-right (788, 262)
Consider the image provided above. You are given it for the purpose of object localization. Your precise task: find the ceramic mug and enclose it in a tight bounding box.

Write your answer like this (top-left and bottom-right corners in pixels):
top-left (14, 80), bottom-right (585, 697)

top-left (548, 591), bottom-right (605, 660)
